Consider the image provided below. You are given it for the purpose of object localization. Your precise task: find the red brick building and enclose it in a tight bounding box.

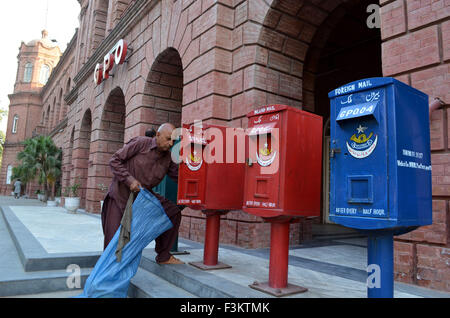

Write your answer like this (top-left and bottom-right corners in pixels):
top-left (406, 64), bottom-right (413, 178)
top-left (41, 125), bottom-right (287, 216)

top-left (0, 30), bottom-right (63, 196)
top-left (1, 0), bottom-right (448, 291)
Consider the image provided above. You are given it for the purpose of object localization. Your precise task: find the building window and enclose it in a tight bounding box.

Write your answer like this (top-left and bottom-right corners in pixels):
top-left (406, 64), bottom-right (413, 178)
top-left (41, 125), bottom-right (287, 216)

top-left (12, 115), bottom-right (19, 134)
top-left (6, 166), bottom-right (12, 185)
top-left (39, 64), bottom-right (50, 84)
top-left (24, 63), bottom-right (33, 83)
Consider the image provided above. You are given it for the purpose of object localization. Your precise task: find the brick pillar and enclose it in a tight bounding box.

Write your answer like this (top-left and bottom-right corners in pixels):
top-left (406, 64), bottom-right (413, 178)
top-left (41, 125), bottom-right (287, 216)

top-left (381, 0), bottom-right (450, 292)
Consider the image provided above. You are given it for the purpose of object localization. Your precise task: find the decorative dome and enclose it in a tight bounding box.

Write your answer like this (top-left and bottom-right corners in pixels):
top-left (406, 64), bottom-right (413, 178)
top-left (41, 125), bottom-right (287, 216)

top-left (25, 30), bottom-right (58, 49)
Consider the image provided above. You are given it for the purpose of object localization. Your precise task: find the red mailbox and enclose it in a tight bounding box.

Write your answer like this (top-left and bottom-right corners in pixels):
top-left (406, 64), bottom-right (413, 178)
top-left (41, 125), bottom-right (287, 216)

top-left (243, 105), bottom-right (323, 296)
top-left (178, 124), bottom-right (245, 270)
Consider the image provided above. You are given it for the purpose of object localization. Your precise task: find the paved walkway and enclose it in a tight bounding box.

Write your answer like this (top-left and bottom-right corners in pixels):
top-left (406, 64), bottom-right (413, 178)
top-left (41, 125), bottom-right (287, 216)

top-left (0, 195), bottom-right (449, 298)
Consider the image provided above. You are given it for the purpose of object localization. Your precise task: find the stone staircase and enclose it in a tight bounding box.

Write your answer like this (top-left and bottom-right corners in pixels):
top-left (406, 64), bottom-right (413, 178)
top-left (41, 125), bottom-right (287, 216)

top-left (0, 206), bottom-right (198, 298)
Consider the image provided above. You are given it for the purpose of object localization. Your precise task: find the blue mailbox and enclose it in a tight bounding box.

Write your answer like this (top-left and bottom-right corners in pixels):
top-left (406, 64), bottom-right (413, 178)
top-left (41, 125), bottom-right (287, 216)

top-left (329, 77), bottom-right (432, 298)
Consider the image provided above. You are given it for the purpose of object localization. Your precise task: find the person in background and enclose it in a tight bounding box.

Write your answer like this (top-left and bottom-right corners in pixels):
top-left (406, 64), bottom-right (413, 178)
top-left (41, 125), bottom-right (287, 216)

top-left (145, 128), bottom-right (156, 138)
top-left (13, 179), bottom-right (22, 199)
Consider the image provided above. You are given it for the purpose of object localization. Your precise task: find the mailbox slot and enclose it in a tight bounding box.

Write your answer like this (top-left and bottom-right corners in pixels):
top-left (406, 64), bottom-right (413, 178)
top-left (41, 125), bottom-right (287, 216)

top-left (185, 179), bottom-right (199, 197)
top-left (347, 175), bottom-right (373, 204)
top-left (254, 176), bottom-right (272, 199)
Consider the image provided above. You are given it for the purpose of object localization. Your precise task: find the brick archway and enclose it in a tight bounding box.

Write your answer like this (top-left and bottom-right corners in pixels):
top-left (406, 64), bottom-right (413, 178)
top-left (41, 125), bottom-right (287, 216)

top-left (140, 47), bottom-right (183, 134)
top-left (301, 0), bottom-right (382, 225)
top-left (303, 0), bottom-right (382, 121)
top-left (86, 87), bottom-right (126, 213)
top-left (218, 0), bottom-right (383, 247)
top-left (55, 88), bottom-right (63, 125)
top-left (44, 105), bottom-right (50, 128)
top-left (50, 97), bottom-right (57, 130)
top-left (76, 109), bottom-right (92, 210)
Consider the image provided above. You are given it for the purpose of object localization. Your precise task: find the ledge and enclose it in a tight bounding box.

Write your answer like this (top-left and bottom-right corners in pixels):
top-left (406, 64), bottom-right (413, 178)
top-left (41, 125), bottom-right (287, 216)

top-left (0, 206), bottom-right (101, 272)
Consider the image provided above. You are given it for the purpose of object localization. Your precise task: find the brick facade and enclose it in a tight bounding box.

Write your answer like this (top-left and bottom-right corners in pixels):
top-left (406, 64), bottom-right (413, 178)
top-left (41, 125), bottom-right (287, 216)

top-left (0, 30), bottom-right (62, 197)
top-left (1, 0), bottom-right (448, 291)
top-left (380, 0), bottom-right (450, 291)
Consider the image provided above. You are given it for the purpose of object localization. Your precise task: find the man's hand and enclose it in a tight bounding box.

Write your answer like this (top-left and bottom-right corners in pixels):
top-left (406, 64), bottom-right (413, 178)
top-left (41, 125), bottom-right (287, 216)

top-left (130, 180), bottom-right (142, 193)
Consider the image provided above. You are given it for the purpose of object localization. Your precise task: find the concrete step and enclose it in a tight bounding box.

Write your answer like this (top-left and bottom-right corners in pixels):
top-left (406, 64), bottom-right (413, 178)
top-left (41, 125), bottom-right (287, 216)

top-left (0, 269), bottom-right (92, 297)
top-left (139, 250), bottom-right (268, 298)
top-left (1, 289), bottom-right (83, 298)
top-left (1, 266), bottom-right (197, 298)
top-left (128, 268), bottom-right (197, 298)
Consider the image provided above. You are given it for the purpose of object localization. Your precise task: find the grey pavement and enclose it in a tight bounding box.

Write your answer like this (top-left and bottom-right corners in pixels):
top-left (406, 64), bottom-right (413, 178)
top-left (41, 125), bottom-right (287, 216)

top-left (0, 195), bottom-right (449, 298)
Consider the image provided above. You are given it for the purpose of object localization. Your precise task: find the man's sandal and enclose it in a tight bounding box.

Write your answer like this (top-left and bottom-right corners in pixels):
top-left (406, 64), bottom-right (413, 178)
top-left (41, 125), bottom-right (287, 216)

top-left (157, 255), bottom-right (185, 265)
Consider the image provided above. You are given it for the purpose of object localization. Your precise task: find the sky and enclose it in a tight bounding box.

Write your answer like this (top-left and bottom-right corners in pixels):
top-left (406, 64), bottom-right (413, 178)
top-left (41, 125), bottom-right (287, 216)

top-left (0, 0), bottom-right (80, 133)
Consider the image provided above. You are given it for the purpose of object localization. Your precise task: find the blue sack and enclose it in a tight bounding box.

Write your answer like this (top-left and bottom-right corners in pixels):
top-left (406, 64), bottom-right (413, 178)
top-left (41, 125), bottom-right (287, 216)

top-left (75, 188), bottom-right (173, 298)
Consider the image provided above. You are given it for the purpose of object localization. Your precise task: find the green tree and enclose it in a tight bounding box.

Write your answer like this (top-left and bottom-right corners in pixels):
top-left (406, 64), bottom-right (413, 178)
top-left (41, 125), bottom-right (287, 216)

top-left (0, 130), bottom-right (5, 168)
top-left (0, 106), bottom-right (9, 168)
top-left (15, 136), bottom-right (62, 201)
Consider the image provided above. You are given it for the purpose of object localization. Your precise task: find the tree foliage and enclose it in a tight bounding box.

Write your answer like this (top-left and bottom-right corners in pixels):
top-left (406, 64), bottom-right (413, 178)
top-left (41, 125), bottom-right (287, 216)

top-left (14, 136), bottom-right (62, 201)
top-left (0, 130), bottom-right (5, 167)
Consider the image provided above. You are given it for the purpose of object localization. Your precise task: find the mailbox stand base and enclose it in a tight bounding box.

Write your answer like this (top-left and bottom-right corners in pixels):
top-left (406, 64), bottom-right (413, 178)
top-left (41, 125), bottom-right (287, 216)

top-left (249, 281), bottom-right (308, 297)
top-left (189, 261), bottom-right (231, 271)
top-left (248, 220), bottom-right (308, 297)
top-left (189, 211), bottom-right (231, 270)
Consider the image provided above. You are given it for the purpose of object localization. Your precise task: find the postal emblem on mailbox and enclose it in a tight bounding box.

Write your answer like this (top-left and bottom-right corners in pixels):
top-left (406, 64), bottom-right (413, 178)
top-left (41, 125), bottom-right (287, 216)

top-left (256, 141), bottom-right (277, 167)
top-left (346, 124), bottom-right (378, 159)
top-left (186, 150), bottom-right (203, 171)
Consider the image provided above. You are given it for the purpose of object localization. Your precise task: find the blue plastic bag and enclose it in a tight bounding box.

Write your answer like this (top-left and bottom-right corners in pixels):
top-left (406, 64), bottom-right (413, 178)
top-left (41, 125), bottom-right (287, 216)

top-left (75, 188), bottom-right (173, 298)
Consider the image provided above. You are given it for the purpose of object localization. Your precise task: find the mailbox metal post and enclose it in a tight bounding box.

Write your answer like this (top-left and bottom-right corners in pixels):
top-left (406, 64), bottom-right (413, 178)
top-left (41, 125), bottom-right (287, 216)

top-left (250, 219), bottom-right (308, 296)
top-left (269, 221), bottom-right (290, 288)
top-left (367, 232), bottom-right (394, 298)
top-left (189, 210), bottom-right (231, 270)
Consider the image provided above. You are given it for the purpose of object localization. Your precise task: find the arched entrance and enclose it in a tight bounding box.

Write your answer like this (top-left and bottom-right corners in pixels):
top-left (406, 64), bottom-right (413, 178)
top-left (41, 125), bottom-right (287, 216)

top-left (303, 0), bottom-right (382, 120)
top-left (303, 0), bottom-right (382, 226)
top-left (77, 109), bottom-right (92, 210)
top-left (255, 0), bottom-right (382, 238)
top-left (87, 87), bottom-right (126, 213)
top-left (141, 47), bottom-right (183, 135)
top-left (55, 88), bottom-right (63, 125)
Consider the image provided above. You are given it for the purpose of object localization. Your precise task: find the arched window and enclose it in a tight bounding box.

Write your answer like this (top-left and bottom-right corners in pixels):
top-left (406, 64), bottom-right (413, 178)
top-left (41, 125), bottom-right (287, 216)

top-left (39, 64), bottom-right (50, 84)
top-left (6, 165), bottom-right (13, 185)
top-left (12, 115), bottom-right (19, 134)
top-left (24, 63), bottom-right (33, 82)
